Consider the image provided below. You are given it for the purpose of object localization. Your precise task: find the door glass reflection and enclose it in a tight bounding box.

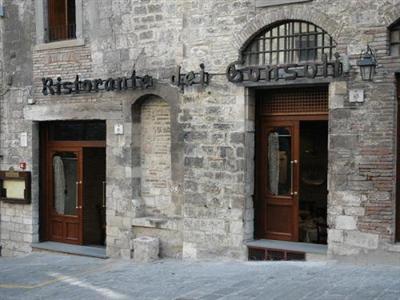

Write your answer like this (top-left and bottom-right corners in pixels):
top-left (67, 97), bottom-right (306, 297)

top-left (268, 128), bottom-right (291, 196)
top-left (53, 152), bottom-right (78, 216)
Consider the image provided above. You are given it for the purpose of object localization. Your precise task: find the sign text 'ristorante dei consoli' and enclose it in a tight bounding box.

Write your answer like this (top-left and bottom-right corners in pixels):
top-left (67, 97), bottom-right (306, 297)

top-left (41, 54), bottom-right (344, 96)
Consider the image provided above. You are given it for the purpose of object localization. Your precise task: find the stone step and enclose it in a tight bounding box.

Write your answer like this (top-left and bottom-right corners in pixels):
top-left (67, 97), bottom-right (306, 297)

top-left (32, 242), bottom-right (108, 259)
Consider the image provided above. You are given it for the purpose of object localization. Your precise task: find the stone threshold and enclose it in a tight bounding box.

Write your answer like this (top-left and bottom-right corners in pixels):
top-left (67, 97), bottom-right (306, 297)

top-left (246, 239), bottom-right (328, 255)
top-left (32, 242), bottom-right (107, 259)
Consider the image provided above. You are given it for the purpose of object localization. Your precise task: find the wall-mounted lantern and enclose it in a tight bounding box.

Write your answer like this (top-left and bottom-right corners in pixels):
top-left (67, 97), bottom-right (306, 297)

top-left (357, 45), bottom-right (377, 81)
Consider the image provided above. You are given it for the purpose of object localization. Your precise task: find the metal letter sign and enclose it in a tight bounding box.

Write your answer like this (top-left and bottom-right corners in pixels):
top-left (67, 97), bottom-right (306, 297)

top-left (42, 70), bottom-right (153, 96)
top-left (226, 53), bottom-right (343, 84)
top-left (171, 64), bottom-right (210, 91)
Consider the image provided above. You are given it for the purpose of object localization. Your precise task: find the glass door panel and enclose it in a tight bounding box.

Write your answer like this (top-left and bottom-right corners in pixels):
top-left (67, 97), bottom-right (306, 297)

top-left (267, 128), bottom-right (292, 196)
top-left (52, 152), bottom-right (79, 216)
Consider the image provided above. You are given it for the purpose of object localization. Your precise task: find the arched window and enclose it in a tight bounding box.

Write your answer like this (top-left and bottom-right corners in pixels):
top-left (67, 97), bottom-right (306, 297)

top-left (390, 20), bottom-right (400, 56)
top-left (242, 20), bottom-right (337, 66)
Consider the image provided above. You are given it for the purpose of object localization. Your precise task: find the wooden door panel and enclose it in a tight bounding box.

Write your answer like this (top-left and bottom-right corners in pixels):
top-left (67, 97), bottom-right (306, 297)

top-left (47, 148), bottom-right (83, 244)
top-left (266, 204), bottom-right (293, 240)
top-left (257, 120), bottom-right (299, 241)
top-left (50, 220), bottom-right (63, 239)
top-left (65, 222), bottom-right (80, 243)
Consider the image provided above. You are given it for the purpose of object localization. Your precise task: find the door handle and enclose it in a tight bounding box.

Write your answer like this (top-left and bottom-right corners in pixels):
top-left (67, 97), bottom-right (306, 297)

top-left (290, 160), bottom-right (298, 196)
top-left (75, 181), bottom-right (82, 209)
top-left (102, 181), bottom-right (106, 208)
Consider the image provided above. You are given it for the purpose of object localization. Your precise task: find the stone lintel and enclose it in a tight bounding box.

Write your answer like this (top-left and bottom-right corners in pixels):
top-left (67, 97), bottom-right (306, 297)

top-left (256, 0), bottom-right (312, 8)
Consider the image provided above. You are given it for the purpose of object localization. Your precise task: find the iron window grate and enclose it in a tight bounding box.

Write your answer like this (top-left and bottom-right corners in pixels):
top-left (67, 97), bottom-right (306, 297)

top-left (242, 20), bottom-right (337, 66)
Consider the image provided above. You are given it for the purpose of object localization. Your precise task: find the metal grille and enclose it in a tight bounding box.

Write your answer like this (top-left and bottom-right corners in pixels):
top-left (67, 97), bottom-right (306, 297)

top-left (243, 20), bottom-right (336, 66)
top-left (261, 87), bottom-right (328, 115)
top-left (286, 252), bottom-right (306, 261)
top-left (248, 248), bottom-right (266, 261)
top-left (248, 247), bottom-right (306, 261)
top-left (266, 250), bottom-right (285, 261)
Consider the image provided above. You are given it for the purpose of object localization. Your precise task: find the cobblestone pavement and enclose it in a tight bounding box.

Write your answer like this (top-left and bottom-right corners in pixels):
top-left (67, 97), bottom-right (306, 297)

top-left (0, 253), bottom-right (399, 300)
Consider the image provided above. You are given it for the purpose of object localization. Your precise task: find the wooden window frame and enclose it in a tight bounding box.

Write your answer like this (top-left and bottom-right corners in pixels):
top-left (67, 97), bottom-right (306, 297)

top-left (35, 0), bottom-right (83, 45)
top-left (47, 0), bottom-right (76, 42)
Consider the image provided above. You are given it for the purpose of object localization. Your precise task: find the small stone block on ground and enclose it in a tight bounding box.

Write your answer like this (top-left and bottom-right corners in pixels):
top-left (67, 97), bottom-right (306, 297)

top-left (133, 236), bottom-right (159, 262)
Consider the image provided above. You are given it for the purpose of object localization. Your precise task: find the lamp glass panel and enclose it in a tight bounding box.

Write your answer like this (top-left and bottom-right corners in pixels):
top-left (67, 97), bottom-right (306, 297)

top-left (360, 65), bottom-right (374, 81)
top-left (391, 44), bottom-right (400, 56)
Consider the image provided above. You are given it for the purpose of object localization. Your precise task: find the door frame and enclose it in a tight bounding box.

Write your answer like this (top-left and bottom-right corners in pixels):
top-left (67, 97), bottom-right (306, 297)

top-left (39, 123), bottom-right (106, 244)
top-left (255, 93), bottom-right (328, 241)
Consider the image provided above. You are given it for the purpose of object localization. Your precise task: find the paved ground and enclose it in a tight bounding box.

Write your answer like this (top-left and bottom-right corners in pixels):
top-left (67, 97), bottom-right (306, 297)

top-left (0, 253), bottom-right (399, 300)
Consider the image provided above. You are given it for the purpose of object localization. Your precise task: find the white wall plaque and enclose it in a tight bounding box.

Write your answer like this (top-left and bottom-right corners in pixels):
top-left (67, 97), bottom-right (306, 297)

top-left (349, 89), bottom-right (365, 103)
top-left (20, 132), bottom-right (28, 147)
top-left (114, 124), bottom-right (124, 135)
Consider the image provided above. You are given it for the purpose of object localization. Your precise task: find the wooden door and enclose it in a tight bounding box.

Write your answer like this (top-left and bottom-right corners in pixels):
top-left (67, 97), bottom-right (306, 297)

top-left (256, 120), bottom-right (300, 241)
top-left (47, 148), bottom-right (83, 244)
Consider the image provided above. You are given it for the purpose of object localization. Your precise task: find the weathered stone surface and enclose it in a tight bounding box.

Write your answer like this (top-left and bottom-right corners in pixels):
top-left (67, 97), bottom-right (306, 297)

top-left (133, 236), bottom-right (159, 262)
top-left (328, 229), bottom-right (344, 243)
top-left (336, 216), bottom-right (357, 230)
top-left (344, 231), bottom-right (379, 250)
top-left (0, 0), bottom-right (400, 264)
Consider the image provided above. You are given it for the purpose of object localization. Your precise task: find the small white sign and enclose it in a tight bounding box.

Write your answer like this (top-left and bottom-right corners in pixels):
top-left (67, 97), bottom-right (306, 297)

top-left (20, 132), bottom-right (28, 147)
top-left (27, 98), bottom-right (35, 105)
top-left (114, 124), bottom-right (124, 135)
top-left (349, 89), bottom-right (364, 103)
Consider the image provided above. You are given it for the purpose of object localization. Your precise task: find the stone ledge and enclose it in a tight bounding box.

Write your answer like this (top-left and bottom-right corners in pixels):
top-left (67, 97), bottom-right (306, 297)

top-left (385, 243), bottom-right (400, 253)
top-left (132, 216), bottom-right (182, 231)
top-left (256, 0), bottom-right (312, 8)
top-left (34, 39), bottom-right (85, 51)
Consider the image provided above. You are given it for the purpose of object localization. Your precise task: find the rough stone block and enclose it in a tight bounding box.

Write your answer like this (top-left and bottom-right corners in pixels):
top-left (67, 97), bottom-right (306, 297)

top-left (328, 229), bottom-right (344, 243)
top-left (344, 231), bottom-right (379, 250)
top-left (344, 207), bottom-right (365, 216)
top-left (182, 242), bottom-right (197, 260)
top-left (329, 95), bottom-right (345, 109)
top-left (330, 81), bottom-right (348, 96)
top-left (336, 216), bottom-right (357, 230)
top-left (329, 243), bottom-right (361, 256)
top-left (133, 236), bottom-right (159, 263)
top-left (332, 191), bottom-right (362, 206)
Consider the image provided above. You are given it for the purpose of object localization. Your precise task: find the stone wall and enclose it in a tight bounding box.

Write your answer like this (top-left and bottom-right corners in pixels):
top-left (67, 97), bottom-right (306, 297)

top-left (0, 0), bottom-right (36, 256)
top-left (0, 0), bottom-right (399, 263)
top-left (180, 83), bottom-right (248, 259)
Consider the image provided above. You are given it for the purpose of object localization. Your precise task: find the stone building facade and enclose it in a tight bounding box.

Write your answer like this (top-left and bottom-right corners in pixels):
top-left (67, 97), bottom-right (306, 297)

top-left (0, 0), bottom-right (399, 264)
